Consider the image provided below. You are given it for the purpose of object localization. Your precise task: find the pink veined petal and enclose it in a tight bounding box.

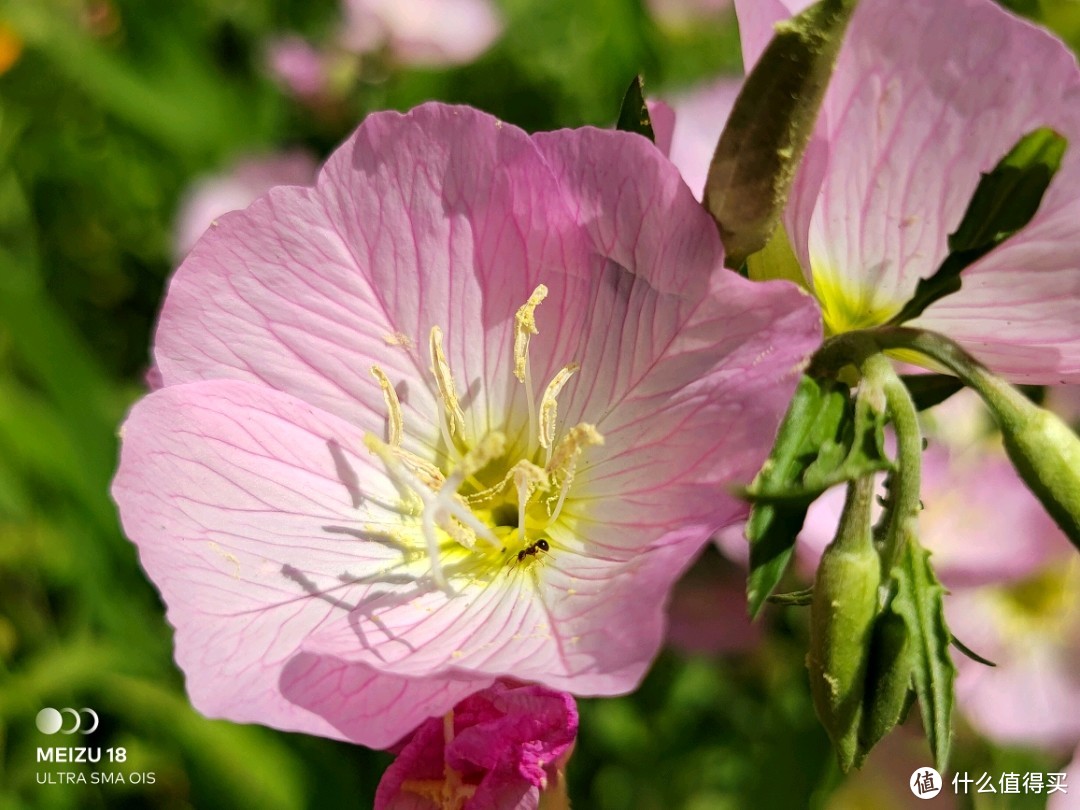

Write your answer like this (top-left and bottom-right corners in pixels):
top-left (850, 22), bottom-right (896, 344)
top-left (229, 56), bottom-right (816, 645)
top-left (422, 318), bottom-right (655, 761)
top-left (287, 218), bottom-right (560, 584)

top-left (770, 0), bottom-right (1080, 379)
top-left (155, 103), bottom-right (586, 452)
top-left (111, 378), bottom-right (492, 747)
top-left (140, 104), bottom-right (824, 706)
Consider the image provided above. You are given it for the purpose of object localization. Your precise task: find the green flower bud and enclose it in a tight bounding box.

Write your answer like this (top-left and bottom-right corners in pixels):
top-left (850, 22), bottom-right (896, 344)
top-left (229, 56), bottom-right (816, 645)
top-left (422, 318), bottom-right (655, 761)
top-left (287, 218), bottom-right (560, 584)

top-left (856, 606), bottom-right (915, 767)
top-left (973, 370), bottom-right (1080, 549)
top-left (807, 476), bottom-right (882, 771)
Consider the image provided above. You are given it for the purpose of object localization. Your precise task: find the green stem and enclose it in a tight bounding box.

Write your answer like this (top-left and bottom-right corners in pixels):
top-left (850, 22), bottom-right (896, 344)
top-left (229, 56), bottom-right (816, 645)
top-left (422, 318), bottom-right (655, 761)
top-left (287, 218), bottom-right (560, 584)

top-left (873, 326), bottom-right (1080, 549)
top-left (859, 352), bottom-right (922, 572)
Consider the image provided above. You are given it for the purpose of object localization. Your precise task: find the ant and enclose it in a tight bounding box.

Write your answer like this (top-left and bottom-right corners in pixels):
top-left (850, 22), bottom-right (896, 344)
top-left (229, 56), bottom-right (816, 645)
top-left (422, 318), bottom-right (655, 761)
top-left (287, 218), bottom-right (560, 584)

top-left (513, 538), bottom-right (550, 565)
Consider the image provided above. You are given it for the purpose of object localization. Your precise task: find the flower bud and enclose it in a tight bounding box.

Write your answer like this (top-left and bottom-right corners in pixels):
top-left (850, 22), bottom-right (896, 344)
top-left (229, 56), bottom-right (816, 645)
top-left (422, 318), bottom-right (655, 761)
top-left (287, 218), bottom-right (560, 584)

top-left (807, 476), bottom-right (882, 771)
top-left (972, 372), bottom-right (1080, 549)
top-left (856, 607), bottom-right (915, 766)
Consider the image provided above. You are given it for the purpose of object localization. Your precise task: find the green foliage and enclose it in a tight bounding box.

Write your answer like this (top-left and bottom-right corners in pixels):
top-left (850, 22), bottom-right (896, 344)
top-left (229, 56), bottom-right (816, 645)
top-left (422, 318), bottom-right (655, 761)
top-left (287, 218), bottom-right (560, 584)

top-left (889, 538), bottom-right (956, 772)
top-left (745, 374), bottom-right (891, 617)
top-left (615, 75), bottom-right (655, 142)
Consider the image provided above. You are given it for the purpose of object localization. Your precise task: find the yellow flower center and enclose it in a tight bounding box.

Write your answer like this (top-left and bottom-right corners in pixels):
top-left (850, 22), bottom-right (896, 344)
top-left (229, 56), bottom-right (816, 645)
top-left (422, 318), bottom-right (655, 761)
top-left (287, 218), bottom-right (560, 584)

top-left (745, 226), bottom-right (904, 336)
top-left (365, 285), bottom-right (604, 592)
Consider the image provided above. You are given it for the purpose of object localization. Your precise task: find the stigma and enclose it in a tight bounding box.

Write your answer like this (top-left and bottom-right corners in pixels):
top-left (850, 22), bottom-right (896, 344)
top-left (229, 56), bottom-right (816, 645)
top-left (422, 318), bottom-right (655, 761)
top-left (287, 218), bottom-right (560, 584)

top-left (364, 285), bottom-right (604, 593)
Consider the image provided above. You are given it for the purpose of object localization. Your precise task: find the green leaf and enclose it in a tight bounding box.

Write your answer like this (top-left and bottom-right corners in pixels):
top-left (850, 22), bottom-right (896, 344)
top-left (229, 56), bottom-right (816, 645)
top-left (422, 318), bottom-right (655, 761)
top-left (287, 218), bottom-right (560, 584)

top-left (900, 374), bottom-right (965, 412)
top-left (615, 75), bottom-right (655, 143)
top-left (891, 128), bottom-right (1067, 324)
top-left (745, 375), bottom-right (850, 617)
top-left (890, 538), bottom-right (955, 771)
top-left (747, 377), bottom-right (892, 505)
top-left (704, 0), bottom-right (859, 267)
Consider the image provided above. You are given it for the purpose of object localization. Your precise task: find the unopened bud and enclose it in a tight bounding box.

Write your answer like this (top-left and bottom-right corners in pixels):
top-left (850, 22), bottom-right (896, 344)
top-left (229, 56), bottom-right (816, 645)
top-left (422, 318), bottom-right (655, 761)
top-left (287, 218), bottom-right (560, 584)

top-left (807, 476), bottom-right (882, 772)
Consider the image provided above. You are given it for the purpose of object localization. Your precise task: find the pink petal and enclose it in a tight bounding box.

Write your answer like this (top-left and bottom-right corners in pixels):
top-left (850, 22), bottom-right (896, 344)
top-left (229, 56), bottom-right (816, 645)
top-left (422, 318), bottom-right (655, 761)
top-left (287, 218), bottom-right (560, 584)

top-left (112, 378), bottom-right (491, 746)
top-left (155, 104), bottom-right (582, 451)
top-left (134, 102), bottom-right (822, 722)
top-left (659, 78), bottom-right (743, 200)
top-left (763, 0), bottom-right (1080, 379)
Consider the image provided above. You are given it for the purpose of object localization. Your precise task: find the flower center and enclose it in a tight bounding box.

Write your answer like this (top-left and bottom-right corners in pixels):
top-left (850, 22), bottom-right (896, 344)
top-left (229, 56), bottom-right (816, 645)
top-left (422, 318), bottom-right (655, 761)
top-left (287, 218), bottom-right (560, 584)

top-left (364, 285), bottom-right (604, 592)
top-left (399, 711), bottom-right (476, 810)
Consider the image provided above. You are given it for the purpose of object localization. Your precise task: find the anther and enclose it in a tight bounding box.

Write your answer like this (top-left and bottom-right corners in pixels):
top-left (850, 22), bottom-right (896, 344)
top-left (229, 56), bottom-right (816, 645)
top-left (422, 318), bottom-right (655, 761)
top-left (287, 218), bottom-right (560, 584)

top-left (513, 284), bottom-right (548, 383)
top-left (370, 365), bottom-right (404, 446)
top-left (429, 326), bottom-right (466, 439)
top-left (539, 363), bottom-right (579, 454)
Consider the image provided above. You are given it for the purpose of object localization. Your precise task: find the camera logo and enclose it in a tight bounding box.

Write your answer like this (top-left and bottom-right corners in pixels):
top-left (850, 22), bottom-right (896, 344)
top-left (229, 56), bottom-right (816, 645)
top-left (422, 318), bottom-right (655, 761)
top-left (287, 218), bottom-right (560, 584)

top-left (36, 708), bottom-right (99, 735)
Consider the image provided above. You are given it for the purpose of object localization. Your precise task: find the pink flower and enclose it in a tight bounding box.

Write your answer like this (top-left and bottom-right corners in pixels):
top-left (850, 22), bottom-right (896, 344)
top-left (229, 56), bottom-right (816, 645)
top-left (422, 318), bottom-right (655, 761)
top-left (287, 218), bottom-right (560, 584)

top-left (375, 681), bottom-right (577, 810)
top-left (733, 0), bottom-right (1080, 382)
top-left (947, 558), bottom-right (1080, 751)
top-left (266, 37), bottom-right (332, 100)
top-left (173, 150), bottom-right (319, 260)
top-left (111, 103), bottom-right (820, 747)
top-left (342, 0), bottom-right (502, 67)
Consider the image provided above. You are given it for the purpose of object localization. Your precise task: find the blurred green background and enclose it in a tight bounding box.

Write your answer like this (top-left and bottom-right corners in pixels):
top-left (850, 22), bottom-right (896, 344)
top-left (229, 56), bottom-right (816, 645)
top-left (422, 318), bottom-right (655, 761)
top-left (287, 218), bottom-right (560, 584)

top-left (0, 0), bottom-right (1076, 807)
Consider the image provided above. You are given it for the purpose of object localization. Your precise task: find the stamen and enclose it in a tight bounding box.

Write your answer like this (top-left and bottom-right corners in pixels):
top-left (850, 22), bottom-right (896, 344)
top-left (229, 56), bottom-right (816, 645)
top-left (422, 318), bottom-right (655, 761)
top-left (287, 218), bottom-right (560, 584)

top-left (513, 285), bottom-right (548, 383)
top-left (511, 460), bottom-right (548, 543)
top-left (514, 285), bottom-right (548, 453)
top-left (370, 365), bottom-right (404, 446)
top-left (546, 423), bottom-right (604, 525)
top-left (364, 433), bottom-right (499, 591)
top-left (391, 447), bottom-right (445, 490)
top-left (539, 363), bottom-right (580, 457)
top-left (430, 326), bottom-right (466, 439)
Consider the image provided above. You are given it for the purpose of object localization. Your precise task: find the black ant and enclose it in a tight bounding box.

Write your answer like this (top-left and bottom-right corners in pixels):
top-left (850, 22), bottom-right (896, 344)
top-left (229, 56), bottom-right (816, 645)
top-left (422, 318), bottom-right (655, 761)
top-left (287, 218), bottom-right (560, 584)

top-left (514, 538), bottom-right (550, 565)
